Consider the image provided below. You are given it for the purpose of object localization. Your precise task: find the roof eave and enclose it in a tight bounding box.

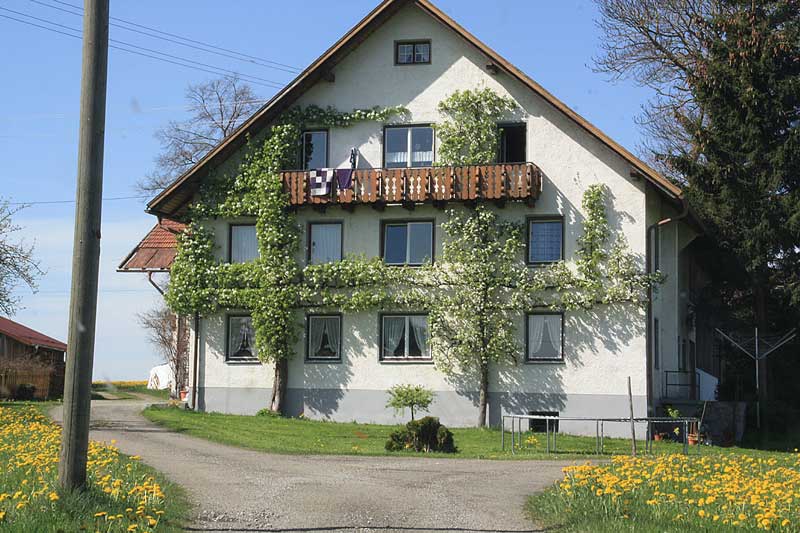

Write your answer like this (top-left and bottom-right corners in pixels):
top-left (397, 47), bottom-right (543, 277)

top-left (145, 0), bottom-right (683, 218)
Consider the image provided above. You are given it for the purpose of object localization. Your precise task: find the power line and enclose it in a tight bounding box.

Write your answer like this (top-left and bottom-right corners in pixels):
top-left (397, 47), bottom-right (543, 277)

top-left (0, 7), bottom-right (286, 88)
top-left (6, 195), bottom-right (148, 206)
top-left (0, 99), bottom-right (270, 123)
top-left (29, 0), bottom-right (302, 74)
top-left (31, 289), bottom-right (157, 295)
top-left (47, 0), bottom-right (301, 72)
top-left (0, 9), bottom-right (286, 89)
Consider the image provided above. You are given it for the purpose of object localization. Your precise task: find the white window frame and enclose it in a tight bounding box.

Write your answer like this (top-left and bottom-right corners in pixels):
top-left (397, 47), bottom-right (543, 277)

top-left (301, 130), bottom-right (328, 170)
top-left (525, 313), bottom-right (564, 362)
top-left (395, 40), bottom-right (430, 65)
top-left (226, 315), bottom-right (259, 363)
top-left (384, 126), bottom-right (434, 168)
top-left (308, 222), bottom-right (342, 264)
top-left (382, 221), bottom-right (433, 266)
top-left (306, 314), bottom-right (342, 362)
top-left (229, 224), bottom-right (259, 263)
top-left (380, 314), bottom-right (431, 361)
top-left (527, 218), bottom-right (563, 264)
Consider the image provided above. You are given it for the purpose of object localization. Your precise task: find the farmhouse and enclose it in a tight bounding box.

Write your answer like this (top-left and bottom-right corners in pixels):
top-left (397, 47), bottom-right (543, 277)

top-left (0, 316), bottom-right (66, 400)
top-left (127, 0), bottom-right (720, 433)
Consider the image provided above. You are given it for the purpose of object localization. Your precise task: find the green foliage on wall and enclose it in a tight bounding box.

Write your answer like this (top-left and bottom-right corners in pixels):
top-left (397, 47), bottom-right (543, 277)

top-left (436, 87), bottom-right (518, 165)
top-left (165, 90), bottom-right (661, 419)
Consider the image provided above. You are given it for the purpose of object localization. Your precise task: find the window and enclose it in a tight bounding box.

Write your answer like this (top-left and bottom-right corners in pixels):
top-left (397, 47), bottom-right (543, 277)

top-left (526, 313), bottom-right (563, 361)
top-left (528, 411), bottom-right (559, 432)
top-left (679, 337), bottom-right (687, 371)
top-left (498, 124), bottom-right (526, 163)
top-left (230, 225), bottom-right (258, 263)
top-left (527, 218), bottom-right (563, 264)
top-left (381, 314), bottom-right (430, 360)
top-left (384, 126), bottom-right (434, 168)
top-left (227, 315), bottom-right (258, 362)
top-left (395, 40), bottom-right (430, 65)
top-left (653, 318), bottom-right (660, 370)
top-left (382, 221), bottom-right (433, 265)
top-left (307, 315), bottom-right (342, 361)
top-left (652, 226), bottom-right (660, 271)
top-left (308, 222), bottom-right (342, 264)
top-left (301, 130), bottom-right (328, 170)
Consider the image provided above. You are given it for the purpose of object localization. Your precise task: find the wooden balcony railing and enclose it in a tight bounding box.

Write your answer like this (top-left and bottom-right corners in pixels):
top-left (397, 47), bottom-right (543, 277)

top-left (281, 162), bottom-right (542, 208)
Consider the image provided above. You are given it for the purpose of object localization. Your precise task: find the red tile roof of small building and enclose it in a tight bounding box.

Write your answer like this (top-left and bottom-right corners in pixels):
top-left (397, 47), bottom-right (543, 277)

top-left (0, 316), bottom-right (67, 352)
top-left (118, 219), bottom-right (186, 272)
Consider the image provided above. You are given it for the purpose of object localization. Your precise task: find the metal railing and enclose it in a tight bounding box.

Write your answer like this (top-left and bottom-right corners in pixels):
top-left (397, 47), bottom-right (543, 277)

top-left (501, 414), bottom-right (700, 456)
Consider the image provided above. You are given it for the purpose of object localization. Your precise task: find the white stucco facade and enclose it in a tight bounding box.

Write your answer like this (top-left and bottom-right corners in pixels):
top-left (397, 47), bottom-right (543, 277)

top-left (183, 2), bottom-right (702, 434)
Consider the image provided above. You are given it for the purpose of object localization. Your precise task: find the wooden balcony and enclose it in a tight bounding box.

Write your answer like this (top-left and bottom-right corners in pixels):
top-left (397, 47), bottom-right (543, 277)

top-left (281, 162), bottom-right (542, 209)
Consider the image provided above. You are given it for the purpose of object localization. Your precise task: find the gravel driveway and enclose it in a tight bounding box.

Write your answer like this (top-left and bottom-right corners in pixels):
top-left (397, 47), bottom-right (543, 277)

top-left (51, 399), bottom-right (569, 532)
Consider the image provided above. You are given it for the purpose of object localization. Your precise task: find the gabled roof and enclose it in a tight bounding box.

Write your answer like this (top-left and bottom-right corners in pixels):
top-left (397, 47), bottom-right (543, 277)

top-left (118, 219), bottom-right (185, 272)
top-left (146, 0), bottom-right (682, 218)
top-left (0, 316), bottom-right (67, 352)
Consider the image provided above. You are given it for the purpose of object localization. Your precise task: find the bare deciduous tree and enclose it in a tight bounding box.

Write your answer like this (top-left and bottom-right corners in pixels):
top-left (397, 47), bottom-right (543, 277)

top-left (0, 200), bottom-right (42, 315)
top-left (593, 0), bottom-right (729, 181)
top-left (137, 305), bottom-right (189, 397)
top-left (136, 76), bottom-right (262, 194)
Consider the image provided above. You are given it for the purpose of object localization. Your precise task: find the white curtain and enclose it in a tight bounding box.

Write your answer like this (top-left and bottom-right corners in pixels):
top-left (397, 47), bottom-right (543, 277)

top-left (528, 315), bottom-right (545, 357)
top-left (231, 225), bottom-right (258, 263)
top-left (543, 315), bottom-right (561, 356)
top-left (529, 315), bottom-right (562, 359)
top-left (386, 151), bottom-right (408, 165)
top-left (230, 317), bottom-right (256, 358)
top-left (411, 128), bottom-right (433, 166)
top-left (411, 149), bottom-right (433, 164)
top-left (311, 224), bottom-right (341, 264)
top-left (309, 317), bottom-right (325, 357)
top-left (409, 315), bottom-right (428, 357)
top-left (383, 317), bottom-right (405, 357)
top-left (322, 317), bottom-right (340, 358)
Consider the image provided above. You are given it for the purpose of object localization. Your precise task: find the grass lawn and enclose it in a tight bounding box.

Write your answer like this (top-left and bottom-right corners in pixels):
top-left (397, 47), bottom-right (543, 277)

top-left (0, 402), bottom-right (188, 532)
top-left (144, 405), bottom-right (735, 460)
top-left (92, 380), bottom-right (171, 401)
top-left (526, 447), bottom-right (800, 532)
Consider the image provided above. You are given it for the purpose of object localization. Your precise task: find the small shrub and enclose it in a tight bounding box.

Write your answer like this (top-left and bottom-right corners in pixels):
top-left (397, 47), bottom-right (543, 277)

top-left (386, 383), bottom-right (434, 421)
top-left (256, 408), bottom-right (280, 418)
top-left (385, 416), bottom-right (456, 453)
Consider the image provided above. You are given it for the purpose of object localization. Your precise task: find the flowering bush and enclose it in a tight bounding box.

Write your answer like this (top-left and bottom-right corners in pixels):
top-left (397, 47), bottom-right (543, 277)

top-left (540, 452), bottom-right (800, 531)
top-left (0, 405), bottom-right (178, 531)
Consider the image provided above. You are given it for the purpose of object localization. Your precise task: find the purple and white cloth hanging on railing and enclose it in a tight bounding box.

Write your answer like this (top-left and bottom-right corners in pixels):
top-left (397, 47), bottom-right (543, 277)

top-left (334, 147), bottom-right (360, 190)
top-left (308, 168), bottom-right (334, 196)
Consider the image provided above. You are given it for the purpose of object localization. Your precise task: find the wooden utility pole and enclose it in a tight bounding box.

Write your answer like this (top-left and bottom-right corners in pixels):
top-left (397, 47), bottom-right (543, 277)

top-left (628, 376), bottom-right (637, 456)
top-left (59, 0), bottom-right (109, 491)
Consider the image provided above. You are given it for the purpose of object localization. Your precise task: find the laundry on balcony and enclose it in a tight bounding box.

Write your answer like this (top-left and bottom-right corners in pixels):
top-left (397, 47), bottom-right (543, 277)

top-left (334, 147), bottom-right (360, 190)
top-left (308, 168), bottom-right (335, 196)
top-left (335, 168), bottom-right (354, 190)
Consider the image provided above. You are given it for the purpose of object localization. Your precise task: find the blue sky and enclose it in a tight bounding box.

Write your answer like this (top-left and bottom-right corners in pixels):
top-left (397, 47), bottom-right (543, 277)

top-left (0, 0), bottom-right (652, 380)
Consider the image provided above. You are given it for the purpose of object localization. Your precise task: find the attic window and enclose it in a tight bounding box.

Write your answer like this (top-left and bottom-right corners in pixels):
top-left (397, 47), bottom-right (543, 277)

top-left (396, 40), bottom-right (430, 65)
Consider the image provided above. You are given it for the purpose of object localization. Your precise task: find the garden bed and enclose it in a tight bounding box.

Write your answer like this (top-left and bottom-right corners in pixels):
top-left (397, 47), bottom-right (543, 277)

top-left (526, 450), bottom-right (800, 532)
top-left (0, 403), bottom-right (187, 532)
